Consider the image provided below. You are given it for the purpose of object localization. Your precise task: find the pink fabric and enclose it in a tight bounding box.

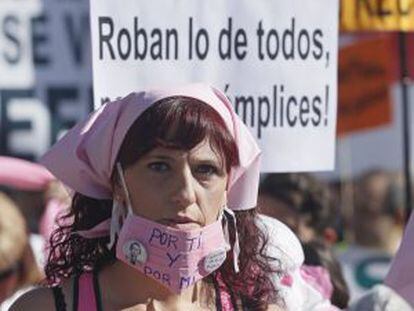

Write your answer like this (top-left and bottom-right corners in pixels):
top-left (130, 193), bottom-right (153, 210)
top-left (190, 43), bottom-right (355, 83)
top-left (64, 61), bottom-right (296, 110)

top-left (41, 83), bottom-right (260, 210)
top-left (115, 211), bottom-right (229, 293)
top-left (281, 273), bottom-right (294, 287)
top-left (39, 198), bottom-right (67, 243)
top-left (300, 265), bottom-right (334, 300)
top-left (385, 212), bottom-right (414, 307)
top-left (0, 156), bottom-right (54, 190)
top-left (76, 219), bottom-right (112, 239)
top-left (215, 272), bottom-right (235, 311)
top-left (77, 273), bottom-right (97, 311)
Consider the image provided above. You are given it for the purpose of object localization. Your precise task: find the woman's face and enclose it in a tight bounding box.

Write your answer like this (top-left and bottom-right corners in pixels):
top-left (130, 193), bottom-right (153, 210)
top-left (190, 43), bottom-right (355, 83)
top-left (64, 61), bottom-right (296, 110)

top-left (119, 138), bottom-right (228, 228)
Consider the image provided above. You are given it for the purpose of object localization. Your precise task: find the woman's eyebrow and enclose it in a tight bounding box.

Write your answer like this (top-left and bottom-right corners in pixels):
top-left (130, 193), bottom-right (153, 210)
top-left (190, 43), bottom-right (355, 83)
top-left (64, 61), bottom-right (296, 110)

top-left (193, 157), bottom-right (220, 164)
top-left (192, 156), bottom-right (224, 168)
top-left (146, 154), bottom-right (175, 160)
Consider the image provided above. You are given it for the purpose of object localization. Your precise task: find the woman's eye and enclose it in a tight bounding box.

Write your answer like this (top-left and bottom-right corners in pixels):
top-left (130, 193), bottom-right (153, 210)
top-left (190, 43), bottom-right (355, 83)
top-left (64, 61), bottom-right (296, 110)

top-left (147, 162), bottom-right (170, 172)
top-left (195, 164), bottom-right (218, 176)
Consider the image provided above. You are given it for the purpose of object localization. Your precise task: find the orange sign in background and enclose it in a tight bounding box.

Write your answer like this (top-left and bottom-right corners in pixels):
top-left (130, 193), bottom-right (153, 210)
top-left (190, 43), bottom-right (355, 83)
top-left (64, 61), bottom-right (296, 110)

top-left (338, 36), bottom-right (396, 136)
top-left (341, 0), bottom-right (414, 31)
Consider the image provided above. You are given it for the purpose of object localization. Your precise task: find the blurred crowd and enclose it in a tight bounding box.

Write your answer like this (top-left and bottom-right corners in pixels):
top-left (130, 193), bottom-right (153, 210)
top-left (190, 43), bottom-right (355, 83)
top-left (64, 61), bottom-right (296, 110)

top-left (259, 169), bottom-right (409, 309)
top-left (0, 157), bottom-right (68, 310)
top-left (0, 155), bottom-right (411, 310)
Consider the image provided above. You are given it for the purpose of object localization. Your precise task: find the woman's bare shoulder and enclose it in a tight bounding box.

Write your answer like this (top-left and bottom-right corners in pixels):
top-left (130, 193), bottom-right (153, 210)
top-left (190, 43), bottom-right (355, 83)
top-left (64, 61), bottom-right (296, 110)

top-left (9, 286), bottom-right (55, 311)
top-left (10, 278), bottom-right (74, 311)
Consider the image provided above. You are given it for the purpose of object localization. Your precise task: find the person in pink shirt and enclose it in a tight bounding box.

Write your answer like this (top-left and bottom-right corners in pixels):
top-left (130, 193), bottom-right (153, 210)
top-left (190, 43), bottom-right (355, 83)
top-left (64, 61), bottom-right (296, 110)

top-left (12, 84), bottom-right (283, 310)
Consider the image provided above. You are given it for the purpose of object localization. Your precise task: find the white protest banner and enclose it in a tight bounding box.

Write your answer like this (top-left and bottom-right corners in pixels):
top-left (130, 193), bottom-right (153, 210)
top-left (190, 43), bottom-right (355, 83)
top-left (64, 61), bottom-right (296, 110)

top-left (0, 0), bottom-right (41, 88)
top-left (0, 0), bottom-right (93, 159)
top-left (90, 0), bottom-right (339, 172)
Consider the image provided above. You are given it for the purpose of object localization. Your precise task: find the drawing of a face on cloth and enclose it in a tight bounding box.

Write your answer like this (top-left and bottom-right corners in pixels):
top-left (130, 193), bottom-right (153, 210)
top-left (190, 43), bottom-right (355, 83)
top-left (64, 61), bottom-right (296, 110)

top-left (40, 83), bottom-right (261, 294)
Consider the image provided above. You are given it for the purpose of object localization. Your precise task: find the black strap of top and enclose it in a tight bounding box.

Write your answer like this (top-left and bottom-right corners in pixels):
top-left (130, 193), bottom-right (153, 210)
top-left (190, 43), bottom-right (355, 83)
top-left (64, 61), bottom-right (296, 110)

top-left (72, 274), bottom-right (79, 311)
top-left (93, 270), bottom-right (104, 311)
top-left (52, 286), bottom-right (67, 311)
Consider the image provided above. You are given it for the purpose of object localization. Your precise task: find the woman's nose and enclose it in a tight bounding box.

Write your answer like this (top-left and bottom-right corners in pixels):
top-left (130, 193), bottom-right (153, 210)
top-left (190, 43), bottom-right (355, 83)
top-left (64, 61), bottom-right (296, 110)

top-left (170, 167), bottom-right (197, 209)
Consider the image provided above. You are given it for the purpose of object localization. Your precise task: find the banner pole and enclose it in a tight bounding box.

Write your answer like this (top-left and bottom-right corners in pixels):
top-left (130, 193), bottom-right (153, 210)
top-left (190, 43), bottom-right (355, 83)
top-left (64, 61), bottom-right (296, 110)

top-left (398, 32), bottom-right (413, 223)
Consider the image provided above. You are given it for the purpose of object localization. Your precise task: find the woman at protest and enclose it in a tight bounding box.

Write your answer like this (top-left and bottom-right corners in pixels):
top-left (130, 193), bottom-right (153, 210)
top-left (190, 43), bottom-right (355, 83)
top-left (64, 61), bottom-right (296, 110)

top-left (12, 83), bottom-right (282, 310)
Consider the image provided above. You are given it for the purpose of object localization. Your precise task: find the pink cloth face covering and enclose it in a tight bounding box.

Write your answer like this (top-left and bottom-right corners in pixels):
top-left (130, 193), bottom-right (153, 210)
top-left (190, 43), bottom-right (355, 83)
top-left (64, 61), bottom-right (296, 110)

top-left (115, 163), bottom-right (231, 293)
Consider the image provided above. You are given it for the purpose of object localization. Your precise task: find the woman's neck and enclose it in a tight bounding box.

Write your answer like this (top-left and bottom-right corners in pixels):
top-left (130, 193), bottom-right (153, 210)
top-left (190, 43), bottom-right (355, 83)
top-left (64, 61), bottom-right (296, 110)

top-left (100, 260), bottom-right (213, 310)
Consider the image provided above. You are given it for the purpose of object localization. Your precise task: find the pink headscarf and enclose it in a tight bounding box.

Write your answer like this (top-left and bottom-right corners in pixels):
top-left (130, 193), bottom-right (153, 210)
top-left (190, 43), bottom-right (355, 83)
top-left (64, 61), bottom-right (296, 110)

top-left (0, 156), bottom-right (54, 190)
top-left (40, 83), bottom-right (261, 236)
top-left (384, 212), bottom-right (414, 307)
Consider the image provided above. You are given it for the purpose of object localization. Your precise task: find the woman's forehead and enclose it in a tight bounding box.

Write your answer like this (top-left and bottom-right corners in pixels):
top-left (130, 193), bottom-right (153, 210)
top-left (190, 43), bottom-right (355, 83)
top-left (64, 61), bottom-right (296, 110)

top-left (141, 139), bottom-right (224, 164)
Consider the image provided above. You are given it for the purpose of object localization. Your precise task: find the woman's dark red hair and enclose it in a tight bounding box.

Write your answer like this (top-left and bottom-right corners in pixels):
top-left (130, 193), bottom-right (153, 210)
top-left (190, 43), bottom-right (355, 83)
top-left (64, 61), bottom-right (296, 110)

top-left (46, 97), bottom-right (280, 309)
